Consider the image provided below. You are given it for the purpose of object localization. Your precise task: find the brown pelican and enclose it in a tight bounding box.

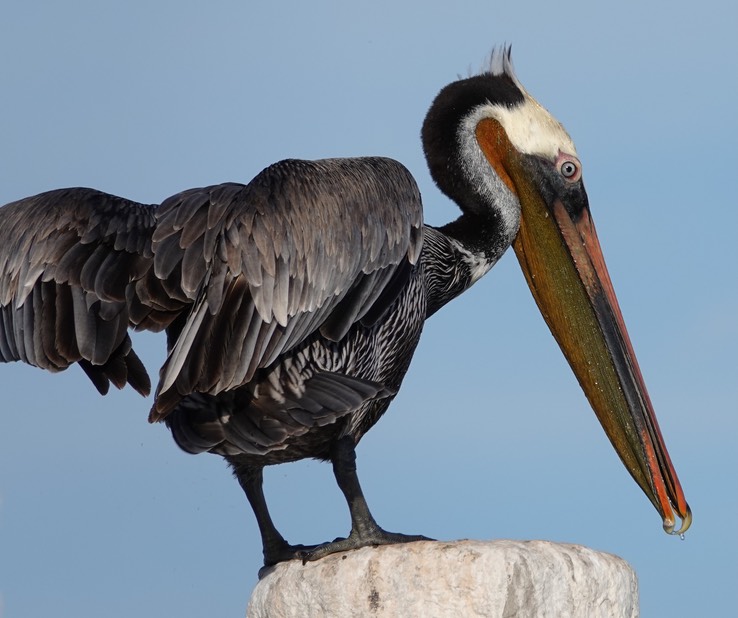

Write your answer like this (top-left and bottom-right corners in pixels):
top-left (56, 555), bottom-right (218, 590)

top-left (0, 48), bottom-right (690, 567)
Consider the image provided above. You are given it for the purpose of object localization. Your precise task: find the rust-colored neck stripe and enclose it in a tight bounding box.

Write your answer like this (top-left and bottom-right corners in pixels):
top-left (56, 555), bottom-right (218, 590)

top-left (475, 118), bottom-right (517, 194)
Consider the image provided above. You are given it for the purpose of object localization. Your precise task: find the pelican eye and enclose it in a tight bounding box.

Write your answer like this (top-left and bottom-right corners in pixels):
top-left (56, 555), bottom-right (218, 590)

top-left (560, 160), bottom-right (578, 179)
top-left (555, 153), bottom-right (582, 183)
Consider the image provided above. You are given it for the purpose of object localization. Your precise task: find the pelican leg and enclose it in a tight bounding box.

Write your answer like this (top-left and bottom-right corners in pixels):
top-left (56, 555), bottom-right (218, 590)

top-left (231, 463), bottom-right (317, 567)
top-left (301, 436), bottom-right (431, 562)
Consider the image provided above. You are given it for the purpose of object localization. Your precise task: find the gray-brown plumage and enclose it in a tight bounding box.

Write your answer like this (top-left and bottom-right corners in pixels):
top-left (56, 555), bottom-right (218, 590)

top-left (0, 156), bottom-right (440, 564)
top-left (0, 48), bottom-right (691, 568)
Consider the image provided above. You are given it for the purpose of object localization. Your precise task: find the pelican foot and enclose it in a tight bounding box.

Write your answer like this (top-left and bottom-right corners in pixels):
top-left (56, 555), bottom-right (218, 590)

top-left (299, 530), bottom-right (433, 563)
top-left (262, 541), bottom-right (321, 569)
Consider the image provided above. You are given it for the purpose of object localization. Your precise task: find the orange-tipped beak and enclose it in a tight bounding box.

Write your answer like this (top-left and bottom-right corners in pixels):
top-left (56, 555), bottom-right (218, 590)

top-left (509, 156), bottom-right (691, 535)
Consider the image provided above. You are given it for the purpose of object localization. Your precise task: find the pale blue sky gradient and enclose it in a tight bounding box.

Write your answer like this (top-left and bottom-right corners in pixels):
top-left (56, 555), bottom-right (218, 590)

top-left (1, 1), bottom-right (736, 616)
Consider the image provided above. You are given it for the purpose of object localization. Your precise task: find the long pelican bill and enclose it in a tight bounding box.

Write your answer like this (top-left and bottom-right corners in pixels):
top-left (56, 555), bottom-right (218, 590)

top-left (508, 153), bottom-right (691, 535)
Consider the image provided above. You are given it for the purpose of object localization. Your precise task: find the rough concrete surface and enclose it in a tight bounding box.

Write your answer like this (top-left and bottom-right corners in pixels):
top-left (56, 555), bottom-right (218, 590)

top-left (247, 539), bottom-right (639, 617)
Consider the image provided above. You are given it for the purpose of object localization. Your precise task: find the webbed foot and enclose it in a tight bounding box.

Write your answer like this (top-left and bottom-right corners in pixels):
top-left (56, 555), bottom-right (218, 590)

top-left (299, 529), bottom-right (433, 562)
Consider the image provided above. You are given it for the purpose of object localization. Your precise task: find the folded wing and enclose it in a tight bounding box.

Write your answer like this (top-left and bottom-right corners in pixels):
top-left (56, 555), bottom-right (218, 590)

top-left (150, 157), bottom-right (423, 420)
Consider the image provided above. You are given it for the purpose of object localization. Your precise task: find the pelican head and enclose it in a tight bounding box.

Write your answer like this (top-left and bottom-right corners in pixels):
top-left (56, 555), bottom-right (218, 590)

top-left (422, 47), bottom-right (691, 535)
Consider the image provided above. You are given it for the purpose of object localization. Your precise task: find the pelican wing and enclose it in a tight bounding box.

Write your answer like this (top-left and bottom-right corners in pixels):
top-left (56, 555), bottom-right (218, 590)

top-left (0, 188), bottom-right (161, 395)
top-left (151, 157), bottom-right (423, 419)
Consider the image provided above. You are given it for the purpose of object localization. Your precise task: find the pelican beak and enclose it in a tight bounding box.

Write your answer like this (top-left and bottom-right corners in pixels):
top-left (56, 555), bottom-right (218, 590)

top-left (508, 153), bottom-right (691, 535)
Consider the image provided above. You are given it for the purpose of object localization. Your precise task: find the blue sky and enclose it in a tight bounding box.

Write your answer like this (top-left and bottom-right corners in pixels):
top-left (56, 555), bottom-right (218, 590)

top-left (1, 1), bottom-right (736, 616)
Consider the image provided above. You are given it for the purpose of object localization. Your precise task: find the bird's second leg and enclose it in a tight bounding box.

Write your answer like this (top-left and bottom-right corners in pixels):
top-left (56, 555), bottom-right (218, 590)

top-left (300, 436), bottom-right (431, 562)
top-left (230, 462), bottom-right (319, 568)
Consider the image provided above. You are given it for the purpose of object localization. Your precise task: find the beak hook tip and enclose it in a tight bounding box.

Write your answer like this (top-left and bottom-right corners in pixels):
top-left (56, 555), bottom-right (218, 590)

top-left (664, 503), bottom-right (692, 537)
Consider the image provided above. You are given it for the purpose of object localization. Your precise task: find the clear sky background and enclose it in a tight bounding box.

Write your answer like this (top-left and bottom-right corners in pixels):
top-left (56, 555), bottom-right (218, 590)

top-left (1, 1), bottom-right (736, 616)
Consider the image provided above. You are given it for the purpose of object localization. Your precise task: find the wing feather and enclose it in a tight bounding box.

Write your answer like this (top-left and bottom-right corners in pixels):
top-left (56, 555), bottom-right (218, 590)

top-left (0, 188), bottom-right (159, 393)
top-left (150, 157), bottom-right (423, 420)
top-left (1, 157), bottom-right (424, 417)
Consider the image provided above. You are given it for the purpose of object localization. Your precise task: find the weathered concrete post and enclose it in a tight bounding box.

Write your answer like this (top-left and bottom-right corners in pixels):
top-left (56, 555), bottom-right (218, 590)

top-left (247, 540), bottom-right (639, 617)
